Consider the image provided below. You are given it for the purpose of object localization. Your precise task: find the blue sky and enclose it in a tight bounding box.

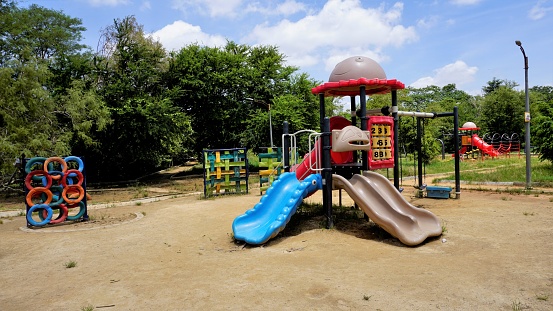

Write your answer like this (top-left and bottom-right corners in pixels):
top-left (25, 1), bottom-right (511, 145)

top-left (24, 0), bottom-right (553, 96)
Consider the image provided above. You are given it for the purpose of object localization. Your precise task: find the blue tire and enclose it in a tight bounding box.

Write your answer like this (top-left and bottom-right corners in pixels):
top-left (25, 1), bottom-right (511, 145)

top-left (27, 204), bottom-right (53, 227)
top-left (64, 156), bottom-right (84, 172)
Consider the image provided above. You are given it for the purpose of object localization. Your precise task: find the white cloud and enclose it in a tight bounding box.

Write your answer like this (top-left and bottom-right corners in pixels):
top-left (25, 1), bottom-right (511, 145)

top-left (140, 1), bottom-right (151, 11)
top-left (243, 0), bottom-right (418, 70)
top-left (245, 0), bottom-right (308, 16)
top-left (528, 0), bottom-right (553, 20)
top-left (449, 0), bottom-right (481, 5)
top-left (150, 20), bottom-right (228, 51)
top-left (87, 0), bottom-right (129, 6)
top-left (410, 61), bottom-right (478, 88)
top-left (417, 16), bottom-right (439, 29)
top-left (171, 0), bottom-right (243, 17)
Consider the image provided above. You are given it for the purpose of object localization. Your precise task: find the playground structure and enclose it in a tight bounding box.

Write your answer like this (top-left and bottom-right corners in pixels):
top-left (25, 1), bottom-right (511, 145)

top-left (457, 121), bottom-right (521, 159)
top-left (23, 156), bottom-right (88, 227)
top-left (203, 148), bottom-right (249, 197)
top-left (233, 56), bottom-right (462, 246)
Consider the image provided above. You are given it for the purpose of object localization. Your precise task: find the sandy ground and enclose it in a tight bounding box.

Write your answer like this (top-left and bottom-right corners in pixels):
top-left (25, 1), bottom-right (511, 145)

top-left (1, 184), bottom-right (552, 310)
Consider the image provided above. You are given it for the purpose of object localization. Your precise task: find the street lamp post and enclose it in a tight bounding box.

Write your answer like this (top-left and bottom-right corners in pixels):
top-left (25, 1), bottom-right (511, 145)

top-left (245, 98), bottom-right (274, 148)
top-left (515, 40), bottom-right (531, 189)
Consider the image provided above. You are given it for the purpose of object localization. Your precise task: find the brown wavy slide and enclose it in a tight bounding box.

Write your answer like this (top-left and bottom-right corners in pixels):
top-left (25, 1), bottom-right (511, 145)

top-left (332, 171), bottom-right (442, 246)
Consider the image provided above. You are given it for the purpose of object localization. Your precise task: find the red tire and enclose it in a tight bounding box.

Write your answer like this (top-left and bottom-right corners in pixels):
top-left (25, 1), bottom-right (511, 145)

top-left (42, 204), bottom-right (68, 224)
top-left (24, 170), bottom-right (51, 190)
top-left (61, 169), bottom-right (84, 187)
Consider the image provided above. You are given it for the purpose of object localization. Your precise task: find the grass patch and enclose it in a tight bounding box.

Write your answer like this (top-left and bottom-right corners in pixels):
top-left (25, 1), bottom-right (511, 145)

top-left (511, 299), bottom-right (523, 311)
top-left (434, 156), bottom-right (553, 185)
top-left (64, 260), bottom-right (77, 268)
top-left (536, 293), bottom-right (549, 301)
top-left (80, 304), bottom-right (94, 311)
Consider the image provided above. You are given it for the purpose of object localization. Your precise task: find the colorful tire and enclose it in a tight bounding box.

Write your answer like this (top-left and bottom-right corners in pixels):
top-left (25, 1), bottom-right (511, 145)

top-left (40, 204), bottom-right (68, 224)
top-left (24, 170), bottom-right (51, 190)
top-left (61, 169), bottom-right (83, 187)
top-left (27, 204), bottom-right (53, 227)
top-left (66, 201), bottom-right (86, 221)
top-left (26, 187), bottom-right (53, 207)
top-left (47, 170), bottom-right (64, 181)
top-left (49, 186), bottom-right (65, 207)
top-left (62, 185), bottom-right (85, 204)
top-left (44, 157), bottom-right (67, 180)
top-left (64, 156), bottom-right (84, 172)
top-left (24, 157), bottom-right (47, 174)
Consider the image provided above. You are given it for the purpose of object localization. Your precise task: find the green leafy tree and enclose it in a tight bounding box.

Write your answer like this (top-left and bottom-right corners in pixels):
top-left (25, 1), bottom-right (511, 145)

top-left (0, 3), bottom-right (109, 183)
top-left (478, 86), bottom-right (525, 135)
top-left (530, 86), bottom-right (553, 162)
top-left (482, 77), bottom-right (518, 95)
top-left (165, 42), bottom-right (318, 156)
top-left (90, 16), bottom-right (193, 181)
top-left (0, 3), bottom-right (85, 65)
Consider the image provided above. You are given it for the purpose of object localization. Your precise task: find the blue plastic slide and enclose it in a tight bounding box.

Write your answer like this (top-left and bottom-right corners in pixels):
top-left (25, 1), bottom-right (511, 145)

top-left (232, 172), bottom-right (322, 245)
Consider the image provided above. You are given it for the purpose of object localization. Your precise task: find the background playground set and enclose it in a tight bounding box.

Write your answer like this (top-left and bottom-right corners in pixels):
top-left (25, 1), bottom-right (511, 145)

top-left (457, 122), bottom-right (521, 160)
top-left (231, 56), bottom-right (464, 247)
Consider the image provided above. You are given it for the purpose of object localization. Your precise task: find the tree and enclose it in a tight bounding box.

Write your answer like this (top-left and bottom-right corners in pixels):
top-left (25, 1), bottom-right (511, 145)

top-left (478, 86), bottom-right (525, 135)
top-left (89, 16), bottom-right (193, 181)
top-left (164, 42), bottom-right (315, 156)
top-left (482, 77), bottom-right (518, 95)
top-left (0, 3), bottom-right (86, 65)
top-left (0, 3), bottom-right (109, 182)
top-left (530, 86), bottom-right (553, 163)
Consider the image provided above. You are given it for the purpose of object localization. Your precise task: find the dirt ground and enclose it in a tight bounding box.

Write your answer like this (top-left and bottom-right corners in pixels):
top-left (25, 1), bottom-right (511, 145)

top-left (1, 180), bottom-right (552, 310)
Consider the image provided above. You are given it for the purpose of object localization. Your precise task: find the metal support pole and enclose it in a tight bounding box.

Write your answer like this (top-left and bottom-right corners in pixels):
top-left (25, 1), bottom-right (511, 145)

top-left (322, 117), bottom-right (333, 229)
top-left (515, 40), bottom-right (532, 189)
top-left (417, 116), bottom-right (423, 190)
top-left (454, 106), bottom-right (461, 199)
top-left (319, 93), bottom-right (326, 132)
top-left (350, 96), bottom-right (358, 163)
top-left (283, 121), bottom-right (290, 172)
top-left (392, 90), bottom-right (400, 190)
top-left (359, 86), bottom-right (368, 171)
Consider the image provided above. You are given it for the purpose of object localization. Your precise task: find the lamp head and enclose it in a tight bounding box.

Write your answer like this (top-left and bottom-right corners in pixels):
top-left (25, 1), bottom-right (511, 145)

top-left (515, 40), bottom-right (522, 46)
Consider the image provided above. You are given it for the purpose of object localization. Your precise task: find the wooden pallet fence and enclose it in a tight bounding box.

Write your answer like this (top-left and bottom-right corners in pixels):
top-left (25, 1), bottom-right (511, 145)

top-left (258, 147), bottom-right (282, 194)
top-left (203, 148), bottom-right (249, 197)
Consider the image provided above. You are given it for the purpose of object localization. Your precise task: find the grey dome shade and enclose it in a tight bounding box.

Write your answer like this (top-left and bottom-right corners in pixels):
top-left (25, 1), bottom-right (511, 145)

top-left (462, 121), bottom-right (477, 128)
top-left (328, 56), bottom-right (387, 82)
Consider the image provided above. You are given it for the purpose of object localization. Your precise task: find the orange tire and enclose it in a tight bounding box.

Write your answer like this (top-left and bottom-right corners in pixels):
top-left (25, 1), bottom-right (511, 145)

top-left (26, 187), bottom-right (53, 207)
top-left (44, 157), bottom-right (67, 180)
top-left (62, 185), bottom-right (85, 204)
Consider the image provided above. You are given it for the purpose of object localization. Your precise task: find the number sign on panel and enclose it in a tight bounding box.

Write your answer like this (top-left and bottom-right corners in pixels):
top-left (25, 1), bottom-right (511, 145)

top-left (368, 116), bottom-right (394, 169)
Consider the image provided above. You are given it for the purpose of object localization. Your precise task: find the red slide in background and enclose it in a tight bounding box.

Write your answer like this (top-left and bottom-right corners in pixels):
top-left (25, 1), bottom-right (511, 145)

top-left (471, 134), bottom-right (499, 157)
top-left (294, 116), bottom-right (353, 180)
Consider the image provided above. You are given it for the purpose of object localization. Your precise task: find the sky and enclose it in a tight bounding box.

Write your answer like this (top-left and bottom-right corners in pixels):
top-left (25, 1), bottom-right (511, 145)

top-left (24, 0), bottom-right (553, 96)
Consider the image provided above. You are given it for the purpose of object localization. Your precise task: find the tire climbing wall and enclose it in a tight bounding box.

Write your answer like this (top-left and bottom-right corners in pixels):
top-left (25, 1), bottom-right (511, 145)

top-left (24, 156), bottom-right (88, 227)
top-left (203, 148), bottom-right (249, 197)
